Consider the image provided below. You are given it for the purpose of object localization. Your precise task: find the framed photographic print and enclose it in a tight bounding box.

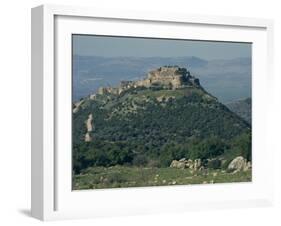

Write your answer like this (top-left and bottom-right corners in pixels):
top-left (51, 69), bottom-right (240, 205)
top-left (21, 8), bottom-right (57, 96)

top-left (31, 4), bottom-right (274, 221)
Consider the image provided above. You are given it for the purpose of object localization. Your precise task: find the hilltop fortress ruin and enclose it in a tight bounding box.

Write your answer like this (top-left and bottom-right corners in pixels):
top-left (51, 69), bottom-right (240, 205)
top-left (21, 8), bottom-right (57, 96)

top-left (95, 66), bottom-right (200, 96)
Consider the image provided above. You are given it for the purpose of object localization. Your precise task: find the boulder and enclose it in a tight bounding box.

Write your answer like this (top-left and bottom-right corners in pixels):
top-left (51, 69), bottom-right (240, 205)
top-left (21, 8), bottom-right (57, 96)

top-left (193, 159), bottom-right (202, 170)
top-left (228, 156), bottom-right (250, 172)
top-left (243, 161), bottom-right (252, 172)
top-left (170, 158), bottom-right (204, 171)
top-left (170, 160), bottom-right (186, 169)
top-left (185, 159), bottom-right (193, 168)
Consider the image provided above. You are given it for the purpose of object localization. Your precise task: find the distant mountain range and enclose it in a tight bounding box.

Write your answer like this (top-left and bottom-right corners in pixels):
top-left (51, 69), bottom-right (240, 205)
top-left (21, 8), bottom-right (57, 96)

top-left (73, 56), bottom-right (251, 103)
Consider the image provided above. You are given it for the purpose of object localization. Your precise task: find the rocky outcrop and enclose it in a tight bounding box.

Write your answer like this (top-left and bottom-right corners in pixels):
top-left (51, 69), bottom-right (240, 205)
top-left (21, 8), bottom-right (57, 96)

top-left (170, 158), bottom-right (202, 170)
top-left (84, 133), bottom-right (92, 142)
top-left (227, 156), bottom-right (251, 172)
top-left (85, 114), bottom-right (93, 142)
top-left (73, 100), bottom-right (84, 113)
top-left (170, 156), bottom-right (252, 173)
top-left (90, 94), bottom-right (97, 100)
top-left (97, 66), bottom-right (200, 95)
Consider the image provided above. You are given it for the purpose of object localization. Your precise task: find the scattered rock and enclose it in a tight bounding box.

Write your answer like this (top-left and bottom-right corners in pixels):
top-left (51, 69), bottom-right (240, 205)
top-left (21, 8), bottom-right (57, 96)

top-left (170, 158), bottom-right (202, 171)
top-left (193, 159), bottom-right (202, 170)
top-left (185, 159), bottom-right (202, 170)
top-left (185, 159), bottom-right (192, 168)
top-left (228, 156), bottom-right (251, 172)
top-left (85, 114), bottom-right (93, 142)
top-left (244, 161), bottom-right (252, 171)
top-left (170, 160), bottom-right (186, 169)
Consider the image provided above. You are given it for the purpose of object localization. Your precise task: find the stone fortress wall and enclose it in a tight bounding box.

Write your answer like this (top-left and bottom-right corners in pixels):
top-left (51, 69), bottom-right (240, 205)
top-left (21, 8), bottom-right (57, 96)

top-left (97, 66), bottom-right (200, 96)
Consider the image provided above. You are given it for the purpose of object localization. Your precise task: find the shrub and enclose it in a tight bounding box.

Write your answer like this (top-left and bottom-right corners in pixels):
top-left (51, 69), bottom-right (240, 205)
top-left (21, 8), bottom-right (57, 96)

top-left (147, 159), bottom-right (161, 168)
top-left (229, 132), bottom-right (251, 161)
top-left (207, 159), bottom-right (221, 169)
top-left (188, 136), bottom-right (225, 160)
top-left (106, 172), bottom-right (127, 184)
top-left (132, 154), bottom-right (148, 166)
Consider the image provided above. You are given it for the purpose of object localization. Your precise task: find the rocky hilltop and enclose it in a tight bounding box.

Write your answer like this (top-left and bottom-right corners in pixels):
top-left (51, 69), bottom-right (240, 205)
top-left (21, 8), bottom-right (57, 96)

top-left (96, 66), bottom-right (200, 96)
top-left (73, 55), bottom-right (251, 103)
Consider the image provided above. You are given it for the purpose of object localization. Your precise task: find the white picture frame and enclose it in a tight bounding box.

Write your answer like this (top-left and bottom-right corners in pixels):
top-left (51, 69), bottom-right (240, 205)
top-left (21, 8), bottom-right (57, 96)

top-left (31, 4), bottom-right (274, 221)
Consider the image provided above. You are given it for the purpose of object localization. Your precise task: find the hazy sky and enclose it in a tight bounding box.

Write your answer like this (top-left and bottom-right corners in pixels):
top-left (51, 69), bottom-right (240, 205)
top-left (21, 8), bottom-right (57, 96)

top-left (73, 35), bottom-right (251, 60)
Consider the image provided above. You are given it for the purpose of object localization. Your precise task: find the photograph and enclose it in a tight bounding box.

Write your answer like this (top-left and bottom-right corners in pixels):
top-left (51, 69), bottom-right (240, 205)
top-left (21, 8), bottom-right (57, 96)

top-left (72, 35), bottom-right (252, 190)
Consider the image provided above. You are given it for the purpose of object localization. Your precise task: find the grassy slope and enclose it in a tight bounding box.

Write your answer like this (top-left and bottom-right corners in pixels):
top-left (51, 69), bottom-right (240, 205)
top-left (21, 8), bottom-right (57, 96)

top-left (73, 166), bottom-right (251, 190)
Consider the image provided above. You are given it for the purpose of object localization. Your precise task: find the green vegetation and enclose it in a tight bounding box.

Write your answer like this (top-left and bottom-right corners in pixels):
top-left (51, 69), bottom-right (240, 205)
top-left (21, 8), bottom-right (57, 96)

top-left (73, 165), bottom-right (251, 190)
top-left (72, 82), bottom-right (251, 189)
top-left (73, 86), bottom-right (251, 173)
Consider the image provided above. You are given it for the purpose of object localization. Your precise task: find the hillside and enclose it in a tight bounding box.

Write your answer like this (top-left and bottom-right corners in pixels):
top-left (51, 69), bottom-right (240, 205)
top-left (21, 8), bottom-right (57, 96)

top-left (226, 98), bottom-right (251, 124)
top-left (73, 66), bottom-right (251, 175)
